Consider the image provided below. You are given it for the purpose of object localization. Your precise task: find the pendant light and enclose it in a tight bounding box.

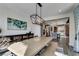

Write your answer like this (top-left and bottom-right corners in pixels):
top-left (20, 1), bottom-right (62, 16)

top-left (30, 3), bottom-right (45, 25)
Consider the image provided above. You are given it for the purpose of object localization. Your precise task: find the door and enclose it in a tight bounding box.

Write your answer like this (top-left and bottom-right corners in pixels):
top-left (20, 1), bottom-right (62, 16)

top-left (54, 26), bottom-right (58, 32)
top-left (65, 24), bottom-right (69, 47)
top-left (63, 23), bottom-right (69, 54)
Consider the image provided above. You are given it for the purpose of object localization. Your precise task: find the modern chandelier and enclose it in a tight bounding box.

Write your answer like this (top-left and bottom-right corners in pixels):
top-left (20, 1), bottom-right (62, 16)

top-left (30, 3), bottom-right (45, 25)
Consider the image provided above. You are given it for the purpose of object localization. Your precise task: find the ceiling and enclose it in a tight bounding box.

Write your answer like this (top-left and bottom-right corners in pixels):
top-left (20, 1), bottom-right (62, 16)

top-left (46, 17), bottom-right (68, 26)
top-left (0, 3), bottom-right (78, 20)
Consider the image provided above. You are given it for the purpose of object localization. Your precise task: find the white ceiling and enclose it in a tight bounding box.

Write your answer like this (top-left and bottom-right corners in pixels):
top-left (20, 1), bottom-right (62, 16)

top-left (0, 3), bottom-right (78, 19)
top-left (47, 18), bottom-right (68, 26)
top-left (42, 3), bottom-right (77, 17)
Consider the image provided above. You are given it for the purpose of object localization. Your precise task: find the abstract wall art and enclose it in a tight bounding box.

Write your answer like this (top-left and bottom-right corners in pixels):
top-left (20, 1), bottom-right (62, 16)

top-left (7, 18), bottom-right (27, 30)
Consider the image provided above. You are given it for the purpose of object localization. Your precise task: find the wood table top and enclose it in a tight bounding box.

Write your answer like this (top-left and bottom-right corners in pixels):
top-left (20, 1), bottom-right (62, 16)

top-left (8, 37), bottom-right (52, 56)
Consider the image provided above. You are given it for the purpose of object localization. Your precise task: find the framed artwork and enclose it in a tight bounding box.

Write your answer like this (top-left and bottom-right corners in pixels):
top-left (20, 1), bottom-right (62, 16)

top-left (7, 18), bottom-right (27, 30)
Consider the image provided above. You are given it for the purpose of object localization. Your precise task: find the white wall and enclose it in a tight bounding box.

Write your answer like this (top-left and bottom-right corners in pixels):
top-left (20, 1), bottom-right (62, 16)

top-left (0, 6), bottom-right (32, 36)
top-left (31, 24), bottom-right (41, 37)
top-left (44, 12), bottom-right (75, 47)
top-left (0, 6), bottom-right (41, 37)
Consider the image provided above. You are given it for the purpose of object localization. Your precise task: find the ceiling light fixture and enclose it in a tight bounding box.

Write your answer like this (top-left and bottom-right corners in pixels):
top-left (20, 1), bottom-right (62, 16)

top-left (59, 9), bottom-right (62, 13)
top-left (30, 3), bottom-right (45, 25)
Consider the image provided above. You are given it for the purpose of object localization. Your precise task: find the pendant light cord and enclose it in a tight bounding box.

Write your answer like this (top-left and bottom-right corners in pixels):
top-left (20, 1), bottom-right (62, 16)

top-left (36, 4), bottom-right (37, 22)
top-left (40, 5), bottom-right (42, 18)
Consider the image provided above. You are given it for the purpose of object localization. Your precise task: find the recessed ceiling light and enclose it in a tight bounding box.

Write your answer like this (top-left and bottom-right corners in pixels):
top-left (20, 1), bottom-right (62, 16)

top-left (59, 9), bottom-right (62, 13)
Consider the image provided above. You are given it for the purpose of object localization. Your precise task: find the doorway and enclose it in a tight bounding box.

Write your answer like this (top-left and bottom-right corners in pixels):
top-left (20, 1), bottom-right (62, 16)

top-left (46, 17), bottom-right (70, 55)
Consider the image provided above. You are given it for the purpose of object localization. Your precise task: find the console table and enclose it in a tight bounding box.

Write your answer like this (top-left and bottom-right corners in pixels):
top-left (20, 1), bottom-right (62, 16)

top-left (0, 33), bottom-right (34, 42)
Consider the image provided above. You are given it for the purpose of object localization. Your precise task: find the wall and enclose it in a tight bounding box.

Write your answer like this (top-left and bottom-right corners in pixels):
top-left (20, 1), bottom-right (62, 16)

top-left (31, 24), bottom-right (41, 37)
top-left (47, 18), bottom-right (67, 25)
top-left (73, 5), bottom-right (79, 33)
top-left (0, 6), bottom-right (41, 37)
top-left (57, 26), bottom-right (65, 37)
top-left (0, 6), bottom-right (32, 36)
top-left (44, 12), bottom-right (75, 47)
top-left (73, 5), bottom-right (79, 51)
